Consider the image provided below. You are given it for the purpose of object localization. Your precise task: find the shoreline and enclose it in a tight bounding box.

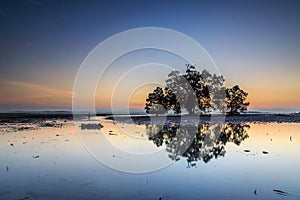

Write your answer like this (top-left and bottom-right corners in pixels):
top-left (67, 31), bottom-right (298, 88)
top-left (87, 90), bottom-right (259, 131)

top-left (106, 113), bottom-right (300, 124)
top-left (0, 113), bottom-right (299, 124)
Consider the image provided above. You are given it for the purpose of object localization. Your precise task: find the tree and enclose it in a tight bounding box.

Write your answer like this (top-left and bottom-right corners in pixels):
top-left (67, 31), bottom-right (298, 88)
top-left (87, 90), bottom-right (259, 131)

top-left (208, 73), bottom-right (226, 113)
top-left (144, 64), bottom-right (250, 115)
top-left (165, 64), bottom-right (221, 114)
top-left (164, 87), bottom-right (181, 114)
top-left (145, 87), bottom-right (167, 115)
top-left (165, 68), bottom-right (198, 114)
top-left (184, 65), bottom-right (211, 113)
top-left (225, 85), bottom-right (250, 115)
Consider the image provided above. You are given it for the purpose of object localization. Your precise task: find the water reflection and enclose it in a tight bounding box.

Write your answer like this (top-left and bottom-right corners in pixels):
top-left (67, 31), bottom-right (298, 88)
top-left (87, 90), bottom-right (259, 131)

top-left (146, 123), bottom-right (250, 166)
top-left (1, 121), bottom-right (300, 199)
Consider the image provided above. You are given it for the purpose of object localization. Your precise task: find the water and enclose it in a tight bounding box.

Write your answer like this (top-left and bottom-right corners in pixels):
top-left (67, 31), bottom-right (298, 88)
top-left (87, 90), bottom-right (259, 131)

top-left (0, 119), bottom-right (299, 199)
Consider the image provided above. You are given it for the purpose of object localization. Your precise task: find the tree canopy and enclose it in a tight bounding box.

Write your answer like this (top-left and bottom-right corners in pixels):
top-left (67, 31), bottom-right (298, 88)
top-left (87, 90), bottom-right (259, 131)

top-left (226, 85), bottom-right (250, 114)
top-left (145, 64), bottom-right (250, 115)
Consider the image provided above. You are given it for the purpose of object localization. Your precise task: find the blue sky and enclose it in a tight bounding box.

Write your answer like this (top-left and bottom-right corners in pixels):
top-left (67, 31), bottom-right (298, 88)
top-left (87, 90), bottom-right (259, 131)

top-left (0, 0), bottom-right (299, 111)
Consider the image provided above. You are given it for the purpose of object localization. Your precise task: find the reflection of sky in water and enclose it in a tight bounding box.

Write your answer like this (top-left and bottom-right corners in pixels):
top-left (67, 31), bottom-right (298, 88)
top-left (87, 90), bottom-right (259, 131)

top-left (0, 122), bottom-right (300, 199)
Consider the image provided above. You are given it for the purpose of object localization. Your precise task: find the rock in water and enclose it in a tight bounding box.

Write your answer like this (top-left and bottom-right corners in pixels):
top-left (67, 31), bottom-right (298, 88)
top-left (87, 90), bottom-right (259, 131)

top-left (273, 189), bottom-right (288, 196)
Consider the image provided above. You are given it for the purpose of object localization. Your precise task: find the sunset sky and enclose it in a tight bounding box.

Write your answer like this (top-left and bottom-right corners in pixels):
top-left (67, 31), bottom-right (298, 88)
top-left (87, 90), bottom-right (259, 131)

top-left (0, 0), bottom-right (299, 112)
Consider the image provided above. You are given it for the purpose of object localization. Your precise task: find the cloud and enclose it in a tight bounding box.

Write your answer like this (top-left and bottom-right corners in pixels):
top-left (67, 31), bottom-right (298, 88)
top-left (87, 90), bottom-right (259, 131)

top-left (1, 80), bottom-right (73, 97)
top-left (0, 80), bottom-right (74, 108)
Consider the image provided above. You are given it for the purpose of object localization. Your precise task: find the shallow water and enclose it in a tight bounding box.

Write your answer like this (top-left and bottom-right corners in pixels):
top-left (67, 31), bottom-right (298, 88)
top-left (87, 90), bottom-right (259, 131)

top-left (0, 120), bottom-right (299, 199)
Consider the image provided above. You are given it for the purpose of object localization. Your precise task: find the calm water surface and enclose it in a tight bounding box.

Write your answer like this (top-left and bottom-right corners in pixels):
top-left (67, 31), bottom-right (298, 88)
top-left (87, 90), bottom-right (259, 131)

top-left (0, 120), bottom-right (299, 199)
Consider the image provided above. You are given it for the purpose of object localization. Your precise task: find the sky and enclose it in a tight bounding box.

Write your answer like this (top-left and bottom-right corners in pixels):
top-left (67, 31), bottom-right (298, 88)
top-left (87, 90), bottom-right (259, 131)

top-left (0, 0), bottom-right (299, 112)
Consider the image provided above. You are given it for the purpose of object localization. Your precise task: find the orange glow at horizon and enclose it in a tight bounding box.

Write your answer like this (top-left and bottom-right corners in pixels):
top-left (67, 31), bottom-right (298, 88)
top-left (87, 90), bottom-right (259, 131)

top-left (95, 83), bottom-right (162, 110)
top-left (247, 86), bottom-right (300, 110)
top-left (0, 78), bottom-right (299, 111)
top-left (0, 80), bottom-right (72, 108)
top-left (96, 85), bottom-right (299, 110)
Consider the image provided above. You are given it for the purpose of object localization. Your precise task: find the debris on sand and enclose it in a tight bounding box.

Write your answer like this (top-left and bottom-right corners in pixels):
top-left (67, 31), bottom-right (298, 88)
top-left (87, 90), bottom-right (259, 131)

top-left (81, 123), bottom-right (103, 130)
top-left (108, 131), bottom-right (117, 135)
top-left (40, 121), bottom-right (58, 127)
top-left (32, 155), bottom-right (40, 159)
top-left (273, 189), bottom-right (288, 196)
top-left (262, 151), bottom-right (269, 154)
top-left (17, 127), bottom-right (34, 131)
top-left (244, 149), bottom-right (251, 152)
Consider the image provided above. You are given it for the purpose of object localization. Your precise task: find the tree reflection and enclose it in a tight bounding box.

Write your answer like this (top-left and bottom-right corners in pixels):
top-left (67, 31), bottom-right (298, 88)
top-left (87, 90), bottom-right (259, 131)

top-left (146, 123), bottom-right (250, 167)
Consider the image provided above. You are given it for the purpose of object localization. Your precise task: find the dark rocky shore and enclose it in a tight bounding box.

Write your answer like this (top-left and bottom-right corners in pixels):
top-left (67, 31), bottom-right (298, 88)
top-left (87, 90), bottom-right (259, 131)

top-left (1, 112), bottom-right (300, 124)
top-left (0, 113), bottom-right (74, 123)
top-left (106, 113), bottom-right (300, 124)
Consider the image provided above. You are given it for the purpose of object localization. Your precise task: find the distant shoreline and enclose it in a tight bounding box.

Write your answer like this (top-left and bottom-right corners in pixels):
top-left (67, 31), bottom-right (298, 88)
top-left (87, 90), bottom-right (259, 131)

top-left (0, 112), bottom-right (110, 123)
top-left (0, 112), bottom-right (299, 124)
top-left (107, 113), bottom-right (300, 124)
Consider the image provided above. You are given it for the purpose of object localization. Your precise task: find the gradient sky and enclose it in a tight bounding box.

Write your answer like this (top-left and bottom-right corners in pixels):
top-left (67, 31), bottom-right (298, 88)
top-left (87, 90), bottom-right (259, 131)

top-left (0, 0), bottom-right (299, 111)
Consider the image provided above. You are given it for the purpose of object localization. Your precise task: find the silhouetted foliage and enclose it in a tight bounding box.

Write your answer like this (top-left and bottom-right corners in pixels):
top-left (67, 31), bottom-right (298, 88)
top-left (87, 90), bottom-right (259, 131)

top-left (145, 87), bottom-right (167, 115)
top-left (145, 64), bottom-right (249, 115)
top-left (164, 87), bottom-right (181, 114)
top-left (226, 85), bottom-right (250, 115)
top-left (165, 66), bottom-right (198, 114)
top-left (146, 123), bottom-right (250, 166)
